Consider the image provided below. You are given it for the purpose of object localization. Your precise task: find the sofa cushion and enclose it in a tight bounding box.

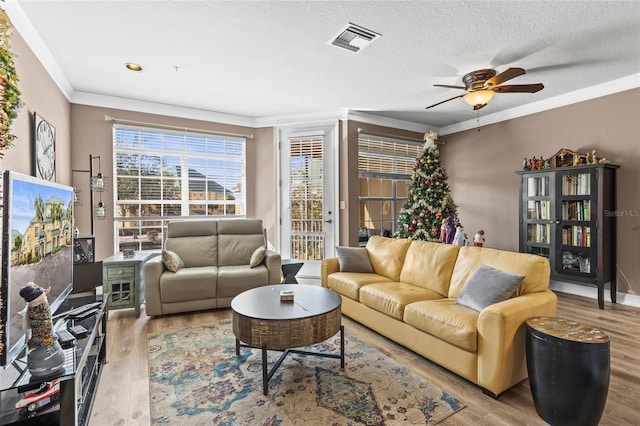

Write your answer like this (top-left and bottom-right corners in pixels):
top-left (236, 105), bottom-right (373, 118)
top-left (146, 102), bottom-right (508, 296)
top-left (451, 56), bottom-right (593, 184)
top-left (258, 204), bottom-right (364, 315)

top-left (218, 234), bottom-right (265, 266)
top-left (160, 266), bottom-right (217, 303)
top-left (217, 265), bottom-right (269, 298)
top-left (326, 273), bottom-right (392, 301)
top-left (404, 299), bottom-right (479, 352)
top-left (456, 265), bottom-right (524, 312)
top-left (399, 240), bottom-right (459, 297)
top-left (360, 282), bottom-right (444, 321)
top-left (448, 246), bottom-right (551, 299)
top-left (250, 246), bottom-right (267, 268)
top-left (217, 218), bottom-right (264, 234)
top-left (161, 250), bottom-right (184, 272)
top-left (165, 235), bottom-right (217, 268)
top-left (336, 246), bottom-right (373, 273)
top-left (365, 236), bottom-right (411, 281)
top-left (167, 220), bottom-right (217, 238)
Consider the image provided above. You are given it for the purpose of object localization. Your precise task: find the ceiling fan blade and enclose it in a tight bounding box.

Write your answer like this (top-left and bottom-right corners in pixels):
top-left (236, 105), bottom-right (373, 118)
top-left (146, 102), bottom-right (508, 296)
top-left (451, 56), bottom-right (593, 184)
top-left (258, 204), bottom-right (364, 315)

top-left (485, 67), bottom-right (526, 87)
top-left (425, 94), bottom-right (465, 110)
top-left (433, 84), bottom-right (466, 90)
top-left (493, 83), bottom-right (544, 93)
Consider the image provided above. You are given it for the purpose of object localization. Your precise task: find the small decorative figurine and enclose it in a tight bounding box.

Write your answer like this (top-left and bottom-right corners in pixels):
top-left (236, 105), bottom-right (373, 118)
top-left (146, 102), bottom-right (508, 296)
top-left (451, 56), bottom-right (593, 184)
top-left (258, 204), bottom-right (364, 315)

top-left (444, 217), bottom-right (455, 244)
top-left (473, 230), bottom-right (485, 247)
top-left (452, 222), bottom-right (467, 246)
top-left (592, 149), bottom-right (598, 164)
top-left (19, 283), bottom-right (66, 378)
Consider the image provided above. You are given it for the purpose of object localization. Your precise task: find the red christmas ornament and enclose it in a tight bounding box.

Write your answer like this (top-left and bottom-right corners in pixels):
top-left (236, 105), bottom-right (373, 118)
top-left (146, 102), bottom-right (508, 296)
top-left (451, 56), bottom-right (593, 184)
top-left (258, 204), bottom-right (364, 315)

top-left (409, 226), bottom-right (415, 232)
top-left (425, 179), bottom-right (430, 185)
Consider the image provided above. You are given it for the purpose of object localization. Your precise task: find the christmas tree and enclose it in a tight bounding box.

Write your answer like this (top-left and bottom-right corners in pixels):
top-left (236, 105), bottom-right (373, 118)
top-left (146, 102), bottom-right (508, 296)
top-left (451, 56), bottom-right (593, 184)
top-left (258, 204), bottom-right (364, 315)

top-left (395, 132), bottom-right (457, 241)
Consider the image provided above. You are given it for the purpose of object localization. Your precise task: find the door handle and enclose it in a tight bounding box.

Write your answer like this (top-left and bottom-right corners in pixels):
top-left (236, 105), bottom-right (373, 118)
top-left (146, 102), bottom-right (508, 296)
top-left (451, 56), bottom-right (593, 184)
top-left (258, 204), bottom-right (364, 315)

top-left (324, 219), bottom-right (333, 224)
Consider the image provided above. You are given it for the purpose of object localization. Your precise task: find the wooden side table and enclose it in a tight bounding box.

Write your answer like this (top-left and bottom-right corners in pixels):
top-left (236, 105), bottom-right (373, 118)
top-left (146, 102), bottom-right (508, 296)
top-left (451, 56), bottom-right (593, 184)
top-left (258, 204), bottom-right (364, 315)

top-left (102, 251), bottom-right (160, 317)
top-left (526, 316), bottom-right (610, 426)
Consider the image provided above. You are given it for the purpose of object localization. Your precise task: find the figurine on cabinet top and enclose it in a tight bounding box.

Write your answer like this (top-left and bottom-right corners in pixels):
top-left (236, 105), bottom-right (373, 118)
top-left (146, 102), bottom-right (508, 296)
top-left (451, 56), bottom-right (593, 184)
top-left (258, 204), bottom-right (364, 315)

top-left (473, 230), bottom-right (485, 247)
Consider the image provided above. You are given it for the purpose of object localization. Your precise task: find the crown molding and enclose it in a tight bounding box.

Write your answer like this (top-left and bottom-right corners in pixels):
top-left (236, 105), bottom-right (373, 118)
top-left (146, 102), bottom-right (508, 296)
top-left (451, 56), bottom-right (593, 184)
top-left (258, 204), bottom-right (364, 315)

top-left (71, 92), bottom-right (256, 128)
top-left (4, 0), bottom-right (73, 100)
top-left (344, 110), bottom-right (433, 133)
top-left (253, 109), bottom-right (347, 128)
top-left (439, 73), bottom-right (640, 135)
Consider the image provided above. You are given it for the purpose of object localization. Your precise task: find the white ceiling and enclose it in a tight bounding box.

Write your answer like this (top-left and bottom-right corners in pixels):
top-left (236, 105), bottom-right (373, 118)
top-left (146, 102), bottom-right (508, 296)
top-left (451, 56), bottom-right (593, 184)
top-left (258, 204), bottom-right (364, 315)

top-left (5, 1), bottom-right (640, 132)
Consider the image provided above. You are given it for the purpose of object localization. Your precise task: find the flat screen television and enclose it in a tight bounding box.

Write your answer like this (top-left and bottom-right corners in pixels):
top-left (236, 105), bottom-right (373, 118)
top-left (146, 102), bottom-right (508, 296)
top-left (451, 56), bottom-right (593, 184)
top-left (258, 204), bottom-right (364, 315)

top-left (1, 170), bottom-right (74, 368)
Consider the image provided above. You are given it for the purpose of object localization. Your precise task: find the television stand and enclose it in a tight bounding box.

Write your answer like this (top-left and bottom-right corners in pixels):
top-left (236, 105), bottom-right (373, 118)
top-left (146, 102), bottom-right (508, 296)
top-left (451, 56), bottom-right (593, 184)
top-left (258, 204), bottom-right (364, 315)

top-left (0, 294), bottom-right (108, 426)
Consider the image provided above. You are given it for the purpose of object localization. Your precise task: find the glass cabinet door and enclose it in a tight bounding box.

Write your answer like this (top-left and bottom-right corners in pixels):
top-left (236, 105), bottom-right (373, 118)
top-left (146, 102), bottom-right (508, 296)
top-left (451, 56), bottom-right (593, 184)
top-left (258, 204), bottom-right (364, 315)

top-left (555, 170), bottom-right (596, 278)
top-left (522, 174), bottom-right (552, 259)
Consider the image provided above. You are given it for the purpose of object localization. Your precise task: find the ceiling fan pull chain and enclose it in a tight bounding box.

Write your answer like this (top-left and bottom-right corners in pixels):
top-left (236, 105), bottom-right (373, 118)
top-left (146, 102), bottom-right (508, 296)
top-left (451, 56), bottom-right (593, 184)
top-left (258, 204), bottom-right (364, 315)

top-left (476, 110), bottom-right (481, 132)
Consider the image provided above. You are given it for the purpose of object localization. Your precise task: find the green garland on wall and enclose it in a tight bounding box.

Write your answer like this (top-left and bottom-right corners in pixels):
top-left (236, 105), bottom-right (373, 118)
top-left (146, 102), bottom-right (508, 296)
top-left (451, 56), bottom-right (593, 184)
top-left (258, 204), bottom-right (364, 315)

top-left (0, 8), bottom-right (24, 157)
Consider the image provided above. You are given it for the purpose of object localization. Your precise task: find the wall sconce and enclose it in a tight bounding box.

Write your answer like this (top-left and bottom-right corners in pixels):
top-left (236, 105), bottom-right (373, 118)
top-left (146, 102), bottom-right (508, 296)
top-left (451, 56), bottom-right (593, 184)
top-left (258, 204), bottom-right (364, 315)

top-left (91, 155), bottom-right (108, 220)
top-left (94, 201), bottom-right (108, 220)
top-left (72, 154), bottom-right (109, 235)
top-left (91, 156), bottom-right (108, 192)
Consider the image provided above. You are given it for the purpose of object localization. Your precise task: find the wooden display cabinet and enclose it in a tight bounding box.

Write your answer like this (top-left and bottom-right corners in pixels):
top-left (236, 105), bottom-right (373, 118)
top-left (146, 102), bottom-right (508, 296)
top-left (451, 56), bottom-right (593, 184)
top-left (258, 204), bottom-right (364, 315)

top-left (517, 164), bottom-right (619, 309)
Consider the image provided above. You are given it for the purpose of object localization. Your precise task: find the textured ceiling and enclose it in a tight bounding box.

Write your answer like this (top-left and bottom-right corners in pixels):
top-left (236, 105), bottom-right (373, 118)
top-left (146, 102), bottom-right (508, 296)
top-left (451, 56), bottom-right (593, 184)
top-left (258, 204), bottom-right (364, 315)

top-left (6, 1), bottom-right (640, 130)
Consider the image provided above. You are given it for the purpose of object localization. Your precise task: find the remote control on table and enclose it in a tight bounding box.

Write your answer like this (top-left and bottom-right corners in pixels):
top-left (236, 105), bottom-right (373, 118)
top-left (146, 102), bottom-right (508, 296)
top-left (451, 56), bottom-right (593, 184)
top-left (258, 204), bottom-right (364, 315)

top-left (56, 329), bottom-right (76, 348)
top-left (68, 325), bottom-right (89, 338)
top-left (66, 302), bottom-right (102, 319)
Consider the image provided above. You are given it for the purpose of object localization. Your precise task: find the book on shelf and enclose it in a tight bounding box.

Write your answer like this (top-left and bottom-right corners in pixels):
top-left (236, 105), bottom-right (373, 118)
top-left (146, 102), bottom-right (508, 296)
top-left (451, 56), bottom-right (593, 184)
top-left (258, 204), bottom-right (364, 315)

top-left (562, 173), bottom-right (591, 196)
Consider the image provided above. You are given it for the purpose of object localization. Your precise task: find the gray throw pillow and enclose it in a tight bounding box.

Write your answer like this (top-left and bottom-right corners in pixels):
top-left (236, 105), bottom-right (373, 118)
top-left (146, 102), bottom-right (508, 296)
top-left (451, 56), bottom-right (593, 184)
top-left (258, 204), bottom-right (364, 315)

top-left (250, 246), bottom-right (267, 268)
top-left (336, 246), bottom-right (373, 273)
top-left (456, 264), bottom-right (525, 312)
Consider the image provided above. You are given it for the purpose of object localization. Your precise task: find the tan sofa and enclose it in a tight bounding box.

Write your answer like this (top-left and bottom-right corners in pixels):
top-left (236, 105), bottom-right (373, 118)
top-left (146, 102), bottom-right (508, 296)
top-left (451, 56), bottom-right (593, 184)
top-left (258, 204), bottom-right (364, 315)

top-left (321, 236), bottom-right (557, 397)
top-left (144, 219), bottom-right (281, 316)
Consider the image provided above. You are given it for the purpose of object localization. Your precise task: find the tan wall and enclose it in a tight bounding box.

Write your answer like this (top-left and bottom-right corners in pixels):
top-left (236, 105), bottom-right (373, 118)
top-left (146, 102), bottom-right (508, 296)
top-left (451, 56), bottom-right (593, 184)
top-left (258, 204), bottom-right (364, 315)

top-left (70, 104), bottom-right (276, 261)
top-left (0, 31), bottom-right (71, 183)
top-left (441, 88), bottom-right (640, 295)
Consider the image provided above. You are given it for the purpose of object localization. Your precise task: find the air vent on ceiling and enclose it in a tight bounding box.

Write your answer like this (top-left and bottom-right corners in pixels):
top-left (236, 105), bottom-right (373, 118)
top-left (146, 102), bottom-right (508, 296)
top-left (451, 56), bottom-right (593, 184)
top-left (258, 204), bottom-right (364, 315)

top-left (329, 23), bottom-right (381, 53)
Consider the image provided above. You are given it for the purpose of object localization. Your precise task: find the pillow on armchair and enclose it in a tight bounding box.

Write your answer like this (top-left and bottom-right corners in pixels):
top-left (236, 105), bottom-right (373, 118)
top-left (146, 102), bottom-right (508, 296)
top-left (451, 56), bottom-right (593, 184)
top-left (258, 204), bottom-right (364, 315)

top-left (250, 246), bottom-right (267, 268)
top-left (162, 250), bottom-right (185, 272)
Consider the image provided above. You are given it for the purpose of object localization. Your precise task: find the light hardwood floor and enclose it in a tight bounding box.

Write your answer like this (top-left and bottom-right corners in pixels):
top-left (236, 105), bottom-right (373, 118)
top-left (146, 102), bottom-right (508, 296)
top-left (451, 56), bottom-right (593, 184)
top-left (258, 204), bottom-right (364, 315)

top-left (88, 291), bottom-right (640, 426)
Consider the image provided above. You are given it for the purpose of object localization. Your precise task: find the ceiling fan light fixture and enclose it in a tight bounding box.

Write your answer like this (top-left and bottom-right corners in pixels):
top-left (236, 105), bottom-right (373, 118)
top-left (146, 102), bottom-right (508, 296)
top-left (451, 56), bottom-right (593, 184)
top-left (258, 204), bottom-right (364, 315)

top-left (463, 90), bottom-right (495, 107)
top-left (125, 62), bottom-right (143, 72)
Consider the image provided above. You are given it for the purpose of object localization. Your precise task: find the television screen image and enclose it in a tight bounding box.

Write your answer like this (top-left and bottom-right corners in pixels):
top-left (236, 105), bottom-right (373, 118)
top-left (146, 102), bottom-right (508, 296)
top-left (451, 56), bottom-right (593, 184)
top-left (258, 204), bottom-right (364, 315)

top-left (1, 171), bottom-right (74, 368)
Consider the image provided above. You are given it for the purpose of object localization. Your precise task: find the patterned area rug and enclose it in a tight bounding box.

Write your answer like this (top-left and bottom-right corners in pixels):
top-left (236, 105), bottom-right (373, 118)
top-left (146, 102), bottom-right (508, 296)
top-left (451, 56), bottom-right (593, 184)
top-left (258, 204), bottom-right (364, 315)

top-left (147, 320), bottom-right (465, 425)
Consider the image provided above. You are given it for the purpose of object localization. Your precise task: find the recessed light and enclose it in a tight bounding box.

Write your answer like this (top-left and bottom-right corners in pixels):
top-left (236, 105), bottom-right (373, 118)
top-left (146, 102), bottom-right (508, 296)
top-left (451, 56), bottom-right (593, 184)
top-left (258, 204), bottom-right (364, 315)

top-left (125, 63), bottom-right (143, 71)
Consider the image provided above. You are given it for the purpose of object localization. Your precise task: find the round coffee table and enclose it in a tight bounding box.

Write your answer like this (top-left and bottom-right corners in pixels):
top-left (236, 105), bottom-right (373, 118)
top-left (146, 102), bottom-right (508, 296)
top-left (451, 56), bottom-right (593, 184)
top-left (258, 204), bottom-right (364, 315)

top-left (231, 284), bottom-right (344, 394)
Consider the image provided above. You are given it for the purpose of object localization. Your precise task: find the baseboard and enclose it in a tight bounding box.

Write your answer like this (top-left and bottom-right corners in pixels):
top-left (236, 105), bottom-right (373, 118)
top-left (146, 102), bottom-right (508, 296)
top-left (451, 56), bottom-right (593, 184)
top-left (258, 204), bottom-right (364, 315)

top-left (550, 280), bottom-right (640, 308)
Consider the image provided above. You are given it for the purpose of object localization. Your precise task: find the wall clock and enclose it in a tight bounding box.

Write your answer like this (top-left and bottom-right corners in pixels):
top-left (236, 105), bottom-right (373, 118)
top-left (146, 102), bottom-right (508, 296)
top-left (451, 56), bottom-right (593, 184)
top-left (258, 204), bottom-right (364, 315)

top-left (32, 112), bottom-right (56, 181)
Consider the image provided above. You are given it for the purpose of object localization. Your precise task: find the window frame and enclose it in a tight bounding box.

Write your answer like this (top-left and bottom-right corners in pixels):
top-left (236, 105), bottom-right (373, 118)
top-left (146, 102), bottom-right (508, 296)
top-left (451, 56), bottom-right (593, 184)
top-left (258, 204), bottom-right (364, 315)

top-left (112, 124), bottom-right (246, 252)
top-left (358, 134), bottom-right (422, 236)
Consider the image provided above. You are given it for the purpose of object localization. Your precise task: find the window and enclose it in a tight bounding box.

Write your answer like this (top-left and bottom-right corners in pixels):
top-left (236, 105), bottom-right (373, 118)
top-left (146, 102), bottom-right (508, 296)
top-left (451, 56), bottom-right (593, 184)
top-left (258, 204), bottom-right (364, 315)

top-left (358, 134), bottom-right (421, 237)
top-left (113, 125), bottom-right (246, 252)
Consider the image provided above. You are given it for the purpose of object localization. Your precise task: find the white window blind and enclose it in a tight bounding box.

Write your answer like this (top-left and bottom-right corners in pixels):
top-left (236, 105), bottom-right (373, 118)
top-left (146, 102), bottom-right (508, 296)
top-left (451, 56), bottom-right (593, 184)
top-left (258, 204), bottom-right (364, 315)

top-left (358, 134), bottom-right (421, 235)
top-left (113, 125), bottom-right (246, 252)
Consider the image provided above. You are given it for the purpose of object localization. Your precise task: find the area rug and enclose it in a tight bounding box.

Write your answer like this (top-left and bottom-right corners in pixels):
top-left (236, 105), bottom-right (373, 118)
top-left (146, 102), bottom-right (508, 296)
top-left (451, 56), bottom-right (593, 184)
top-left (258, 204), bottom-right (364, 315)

top-left (147, 320), bottom-right (465, 425)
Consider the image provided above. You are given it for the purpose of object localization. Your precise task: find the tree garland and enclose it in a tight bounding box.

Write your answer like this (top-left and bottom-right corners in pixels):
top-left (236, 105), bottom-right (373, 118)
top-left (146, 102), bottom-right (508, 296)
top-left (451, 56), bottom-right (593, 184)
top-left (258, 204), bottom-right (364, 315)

top-left (0, 8), bottom-right (24, 157)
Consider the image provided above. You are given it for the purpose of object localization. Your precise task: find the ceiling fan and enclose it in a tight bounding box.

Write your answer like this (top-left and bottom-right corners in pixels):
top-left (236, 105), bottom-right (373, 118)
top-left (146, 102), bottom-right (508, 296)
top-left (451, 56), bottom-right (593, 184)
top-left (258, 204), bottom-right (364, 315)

top-left (425, 67), bottom-right (544, 110)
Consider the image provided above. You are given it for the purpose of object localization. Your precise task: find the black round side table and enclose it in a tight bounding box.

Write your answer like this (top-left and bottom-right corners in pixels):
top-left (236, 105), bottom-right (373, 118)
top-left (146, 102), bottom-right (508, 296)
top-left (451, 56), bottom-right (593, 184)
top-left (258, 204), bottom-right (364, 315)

top-left (526, 316), bottom-right (610, 426)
